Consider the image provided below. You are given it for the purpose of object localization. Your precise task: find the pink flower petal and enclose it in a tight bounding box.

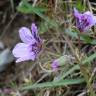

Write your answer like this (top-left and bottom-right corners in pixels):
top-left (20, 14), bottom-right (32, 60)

top-left (31, 23), bottom-right (38, 36)
top-left (52, 60), bottom-right (59, 71)
top-left (19, 27), bottom-right (36, 44)
top-left (73, 8), bottom-right (81, 19)
top-left (16, 52), bottom-right (35, 63)
top-left (31, 23), bottom-right (41, 41)
top-left (12, 43), bottom-right (31, 57)
top-left (12, 43), bottom-right (36, 63)
top-left (83, 11), bottom-right (96, 28)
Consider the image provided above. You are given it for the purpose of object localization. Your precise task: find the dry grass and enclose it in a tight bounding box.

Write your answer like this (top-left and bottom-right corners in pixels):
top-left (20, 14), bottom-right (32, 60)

top-left (0, 0), bottom-right (96, 96)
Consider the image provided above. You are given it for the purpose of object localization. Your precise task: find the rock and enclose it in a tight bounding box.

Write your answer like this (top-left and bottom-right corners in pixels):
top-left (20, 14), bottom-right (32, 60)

top-left (0, 48), bottom-right (14, 72)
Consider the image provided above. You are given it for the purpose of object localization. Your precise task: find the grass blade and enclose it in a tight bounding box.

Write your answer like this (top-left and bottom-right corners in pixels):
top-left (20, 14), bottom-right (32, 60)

top-left (20, 78), bottom-right (85, 90)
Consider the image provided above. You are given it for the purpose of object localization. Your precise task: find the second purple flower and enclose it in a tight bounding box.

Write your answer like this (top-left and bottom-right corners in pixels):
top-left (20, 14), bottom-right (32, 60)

top-left (12, 23), bottom-right (42, 63)
top-left (73, 8), bottom-right (96, 32)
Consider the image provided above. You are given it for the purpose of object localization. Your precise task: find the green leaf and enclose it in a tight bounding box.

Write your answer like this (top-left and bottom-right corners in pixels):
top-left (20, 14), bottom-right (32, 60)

top-left (91, 39), bottom-right (96, 44)
top-left (65, 29), bottom-right (94, 44)
top-left (80, 33), bottom-right (92, 43)
top-left (82, 52), bottom-right (96, 64)
top-left (75, 0), bottom-right (86, 12)
top-left (20, 78), bottom-right (85, 90)
top-left (17, 0), bottom-right (47, 14)
top-left (17, 0), bottom-right (58, 33)
top-left (58, 65), bottom-right (80, 80)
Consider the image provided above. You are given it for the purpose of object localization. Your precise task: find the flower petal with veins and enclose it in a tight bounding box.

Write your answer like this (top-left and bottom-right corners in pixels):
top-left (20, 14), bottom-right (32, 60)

top-left (12, 23), bottom-right (42, 63)
top-left (19, 27), bottom-right (36, 44)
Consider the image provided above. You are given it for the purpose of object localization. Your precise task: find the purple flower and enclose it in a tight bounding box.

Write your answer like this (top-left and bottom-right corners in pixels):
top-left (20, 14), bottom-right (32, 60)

top-left (12, 23), bottom-right (42, 63)
top-left (51, 60), bottom-right (59, 71)
top-left (73, 8), bottom-right (96, 32)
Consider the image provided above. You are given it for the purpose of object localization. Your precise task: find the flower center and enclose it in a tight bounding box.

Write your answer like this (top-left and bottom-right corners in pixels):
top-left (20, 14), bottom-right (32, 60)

top-left (76, 16), bottom-right (90, 32)
top-left (32, 42), bottom-right (42, 55)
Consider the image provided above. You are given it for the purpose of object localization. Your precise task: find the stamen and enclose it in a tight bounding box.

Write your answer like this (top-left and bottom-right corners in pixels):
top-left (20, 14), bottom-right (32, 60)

top-left (76, 16), bottom-right (90, 32)
top-left (32, 42), bottom-right (42, 55)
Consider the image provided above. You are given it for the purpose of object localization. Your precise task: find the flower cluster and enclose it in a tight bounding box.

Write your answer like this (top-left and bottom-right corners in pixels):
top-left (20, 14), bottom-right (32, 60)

top-left (73, 8), bottom-right (96, 32)
top-left (12, 23), bottom-right (42, 63)
top-left (12, 8), bottom-right (96, 71)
